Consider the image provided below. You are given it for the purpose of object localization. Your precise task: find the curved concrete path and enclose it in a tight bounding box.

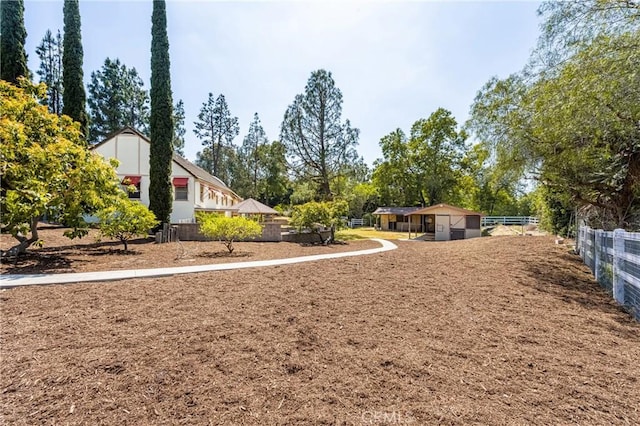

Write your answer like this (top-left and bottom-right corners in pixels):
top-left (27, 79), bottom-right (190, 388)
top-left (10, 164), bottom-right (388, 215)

top-left (0, 238), bottom-right (397, 289)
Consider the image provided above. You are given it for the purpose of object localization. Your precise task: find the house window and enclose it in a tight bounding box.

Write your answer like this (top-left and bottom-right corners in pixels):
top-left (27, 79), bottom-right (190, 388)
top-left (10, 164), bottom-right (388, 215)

top-left (466, 215), bottom-right (481, 229)
top-left (199, 185), bottom-right (205, 202)
top-left (173, 177), bottom-right (189, 201)
top-left (122, 176), bottom-right (141, 199)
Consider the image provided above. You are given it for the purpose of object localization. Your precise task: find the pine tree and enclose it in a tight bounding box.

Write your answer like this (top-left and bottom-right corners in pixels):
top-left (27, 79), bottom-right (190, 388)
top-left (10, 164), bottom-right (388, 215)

top-left (239, 113), bottom-right (268, 198)
top-left (0, 0), bottom-right (29, 84)
top-left (87, 57), bottom-right (149, 142)
top-left (36, 29), bottom-right (64, 115)
top-left (62, 0), bottom-right (88, 137)
top-left (281, 69), bottom-right (360, 199)
top-left (193, 93), bottom-right (239, 177)
top-left (172, 99), bottom-right (186, 156)
top-left (149, 0), bottom-right (174, 225)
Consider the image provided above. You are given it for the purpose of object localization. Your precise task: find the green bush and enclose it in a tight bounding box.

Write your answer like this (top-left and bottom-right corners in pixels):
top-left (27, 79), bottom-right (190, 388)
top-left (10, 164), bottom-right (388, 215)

top-left (198, 214), bottom-right (263, 253)
top-left (96, 198), bottom-right (158, 251)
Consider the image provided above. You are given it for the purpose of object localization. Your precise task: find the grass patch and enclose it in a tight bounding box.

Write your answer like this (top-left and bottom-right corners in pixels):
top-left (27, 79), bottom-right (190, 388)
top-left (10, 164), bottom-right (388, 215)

top-left (336, 227), bottom-right (411, 240)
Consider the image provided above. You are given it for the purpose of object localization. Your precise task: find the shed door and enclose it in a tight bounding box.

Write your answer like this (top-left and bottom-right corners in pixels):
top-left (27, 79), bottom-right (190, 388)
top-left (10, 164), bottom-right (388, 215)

top-left (435, 215), bottom-right (450, 241)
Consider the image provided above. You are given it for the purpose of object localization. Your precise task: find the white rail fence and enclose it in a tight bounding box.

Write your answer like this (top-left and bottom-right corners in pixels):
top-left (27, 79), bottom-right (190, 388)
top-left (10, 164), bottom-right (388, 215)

top-left (576, 226), bottom-right (640, 321)
top-left (481, 216), bottom-right (539, 227)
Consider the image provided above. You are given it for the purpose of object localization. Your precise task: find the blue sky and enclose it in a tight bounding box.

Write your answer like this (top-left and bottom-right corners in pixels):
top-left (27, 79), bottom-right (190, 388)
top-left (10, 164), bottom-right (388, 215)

top-left (24, 0), bottom-right (542, 166)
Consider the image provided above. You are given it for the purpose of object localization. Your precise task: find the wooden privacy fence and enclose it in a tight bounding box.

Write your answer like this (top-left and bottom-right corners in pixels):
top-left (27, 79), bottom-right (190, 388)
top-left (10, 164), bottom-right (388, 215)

top-left (481, 216), bottom-right (539, 227)
top-left (576, 226), bottom-right (640, 321)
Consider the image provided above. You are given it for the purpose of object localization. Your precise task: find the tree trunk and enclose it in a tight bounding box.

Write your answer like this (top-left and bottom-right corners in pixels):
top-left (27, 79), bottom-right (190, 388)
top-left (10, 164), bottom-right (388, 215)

top-left (1, 217), bottom-right (39, 259)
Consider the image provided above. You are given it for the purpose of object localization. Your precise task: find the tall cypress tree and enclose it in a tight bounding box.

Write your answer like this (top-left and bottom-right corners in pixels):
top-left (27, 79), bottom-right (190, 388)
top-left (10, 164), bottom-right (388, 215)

top-left (149, 0), bottom-right (174, 224)
top-left (62, 0), bottom-right (88, 137)
top-left (0, 0), bottom-right (29, 84)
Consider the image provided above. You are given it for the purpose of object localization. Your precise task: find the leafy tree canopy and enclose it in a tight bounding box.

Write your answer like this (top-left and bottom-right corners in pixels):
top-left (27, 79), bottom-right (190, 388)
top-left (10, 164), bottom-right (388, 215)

top-left (468, 0), bottom-right (640, 230)
top-left (0, 79), bottom-right (125, 257)
top-left (372, 109), bottom-right (468, 208)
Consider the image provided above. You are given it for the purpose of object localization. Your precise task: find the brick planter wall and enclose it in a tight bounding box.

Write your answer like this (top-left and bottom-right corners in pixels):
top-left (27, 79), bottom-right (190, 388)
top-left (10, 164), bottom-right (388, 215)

top-left (173, 222), bottom-right (282, 242)
top-left (281, 230), bottom-right (331, 244)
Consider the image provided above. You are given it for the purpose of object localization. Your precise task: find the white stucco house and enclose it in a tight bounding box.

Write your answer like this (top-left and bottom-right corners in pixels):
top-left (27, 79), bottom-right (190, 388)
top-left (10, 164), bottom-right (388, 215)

top-left (91, 127), bottom-right (242, 223)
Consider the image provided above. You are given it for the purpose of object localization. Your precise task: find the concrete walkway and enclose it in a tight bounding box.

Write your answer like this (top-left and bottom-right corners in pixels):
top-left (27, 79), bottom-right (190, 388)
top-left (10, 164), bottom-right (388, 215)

top-left (0, 238), bottom-right (397, 289)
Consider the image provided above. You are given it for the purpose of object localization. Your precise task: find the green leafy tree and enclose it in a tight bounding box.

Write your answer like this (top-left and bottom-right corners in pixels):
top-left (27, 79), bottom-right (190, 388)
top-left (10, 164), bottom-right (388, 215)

top-left (198, 214), bottom-right (262, 253)
top-left (62, 0), bottom-right (88, 138)
top-left (468, 0), bottom-right (640, 230)
top-left (193, 93), bottom-right (239, 179)
top-left (457, 143), bottom-right (522, 215)
top-left (149, 0), bottom-right (174, 225)
top-left (258, 141), bottom-right (291, 206)
top-left (0, 80), bottom-right (124, 258)
top-left (345, 182), bottom-right (378, 219)
top-left (371, 129), bottom-right (416, 206)
top-left (530, 0), bottom-right (639, 73)
top-left (172, 99), bottom-right (186, 156)
top-left (408, 109), bottom-right (467, 205)
top-left (470, 36), bottom-right (639, 229)
top-left (96, 198), bottom-right (158, 251)
top-left (290, 200), bottom-right (348, 244)
top-left (35, 29), bottom-right (63, 115)
top-left (87, 57), bottom-right (150, 142)
top-left (0, 0), bottom-right (29, 84)
top-left (280, 69), bottom-right (360, 199)
top-left (373, 109), bottom-right (468, 207)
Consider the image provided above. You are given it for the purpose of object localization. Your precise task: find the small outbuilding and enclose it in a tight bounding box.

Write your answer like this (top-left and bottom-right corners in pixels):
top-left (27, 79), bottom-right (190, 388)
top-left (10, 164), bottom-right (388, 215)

top-left (407, 204), bottom-right (483, 241)
top-left (373, 204), bottom-right (483, 241)
top-left (372, 207), bottom-right (421, 232)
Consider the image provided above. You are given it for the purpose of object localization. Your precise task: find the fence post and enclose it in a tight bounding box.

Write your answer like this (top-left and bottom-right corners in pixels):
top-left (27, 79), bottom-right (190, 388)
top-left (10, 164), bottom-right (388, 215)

top-left (594, 229), bottom-right (602, 282)
top-left (612, 229), bottom-right (625, 305)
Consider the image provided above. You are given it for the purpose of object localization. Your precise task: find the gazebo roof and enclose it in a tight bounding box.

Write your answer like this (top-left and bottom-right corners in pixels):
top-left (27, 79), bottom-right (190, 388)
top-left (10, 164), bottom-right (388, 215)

top-left (234, 198), bottom-right (278, 215)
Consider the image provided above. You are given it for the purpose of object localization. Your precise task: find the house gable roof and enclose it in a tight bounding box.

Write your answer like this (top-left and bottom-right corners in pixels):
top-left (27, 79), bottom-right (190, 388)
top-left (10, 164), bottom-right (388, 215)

top-left (91, 127), bottom-right (239, 198)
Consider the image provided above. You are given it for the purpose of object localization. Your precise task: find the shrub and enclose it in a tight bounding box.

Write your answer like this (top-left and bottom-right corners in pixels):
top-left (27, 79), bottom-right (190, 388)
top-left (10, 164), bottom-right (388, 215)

top-left (96, 198), bottom-right (158, 251)
top-left (198, 214), bottom-right (263, 253)
top-left (290, 200), bottom-right (348, 243)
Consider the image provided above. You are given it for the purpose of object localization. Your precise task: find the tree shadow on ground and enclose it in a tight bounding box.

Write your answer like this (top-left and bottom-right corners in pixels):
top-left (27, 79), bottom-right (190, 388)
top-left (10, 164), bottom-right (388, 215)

top-left (35, 237), bottom-right (154, 252)
top-left (1, 252), bottom-right (83, 274)
top-left (197, 251), bottom-right (253, 259)
top-left (1, 238), bottom-right (152, 273)
top-left (522, 251), bottom-right (639, 329)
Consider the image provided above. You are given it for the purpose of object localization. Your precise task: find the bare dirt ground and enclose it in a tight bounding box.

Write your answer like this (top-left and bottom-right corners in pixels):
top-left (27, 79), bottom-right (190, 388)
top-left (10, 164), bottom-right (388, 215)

top-left (1, 226), bottom-right (378, 275)
top-left (1, 233), bottom-right (639, 425)
top-left (488, 224), bottom-right (549, 237)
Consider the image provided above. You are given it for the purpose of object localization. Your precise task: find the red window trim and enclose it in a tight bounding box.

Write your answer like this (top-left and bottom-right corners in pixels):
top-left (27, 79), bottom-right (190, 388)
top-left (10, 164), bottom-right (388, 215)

top-left (172, 177), bottom-right (189, 187)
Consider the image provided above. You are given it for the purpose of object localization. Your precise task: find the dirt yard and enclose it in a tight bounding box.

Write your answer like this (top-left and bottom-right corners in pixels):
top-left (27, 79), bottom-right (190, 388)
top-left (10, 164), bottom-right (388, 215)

top-left (1, 226), bottom-right (378, 274)
top-left (1, 233), bottom-right (639, 425)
